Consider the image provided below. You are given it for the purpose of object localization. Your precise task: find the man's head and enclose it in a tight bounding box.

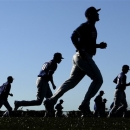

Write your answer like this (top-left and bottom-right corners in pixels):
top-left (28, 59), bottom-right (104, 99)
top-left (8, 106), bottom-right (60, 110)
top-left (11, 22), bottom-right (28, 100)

top-left (103, 98), bottom-right (107, 103)
top-left (53, 52), bottom-right (64, 64)
top-left (59, 99), bottom-right (64, 104)
top-left (7, 76), bottom-right (14, 83)
top-left (85, 6), bottom-right (101, 22)
top-left (122, 65), bottom-right (130, 74)
top-left (99, 90), bottom-right (105, 96)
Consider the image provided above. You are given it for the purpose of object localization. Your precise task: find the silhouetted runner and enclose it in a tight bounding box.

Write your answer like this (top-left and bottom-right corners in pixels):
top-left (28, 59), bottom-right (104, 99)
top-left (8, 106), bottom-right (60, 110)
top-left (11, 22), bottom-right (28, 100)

top-left (0, 76), bottom-right (14, 117)
top-left (55, 99), bottom-right (64, 117)
top-left (101, 98), bottom-right (107, 117)
top-left (14, 53), bottom-right (63, 111)
top-left (44, 6), bottom-right (107, 117)
top-left (108, 65), bottom-right (130, 117)
top-left (93, 90), bottom-right (105, 117)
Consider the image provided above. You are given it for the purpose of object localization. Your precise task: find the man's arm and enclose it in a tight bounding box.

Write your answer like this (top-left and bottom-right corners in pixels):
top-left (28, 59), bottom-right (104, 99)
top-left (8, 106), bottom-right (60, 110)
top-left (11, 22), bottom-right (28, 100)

top-left (121, 75), bottom-right (130, 87)
top-left (9, 93), bottom-right (13, 96)
top-left (71, 28), bottom-right (87, 59)
top-left (113, 76), bottom-right (118, 84)
top-left (48, 70), bottom-right (56, 90)
top-left (96, 42), bottom-right (107, 49)
top-left (125, 81), bottom-right (130, 86)
top-left (71, 31), bottom-right (82, 52)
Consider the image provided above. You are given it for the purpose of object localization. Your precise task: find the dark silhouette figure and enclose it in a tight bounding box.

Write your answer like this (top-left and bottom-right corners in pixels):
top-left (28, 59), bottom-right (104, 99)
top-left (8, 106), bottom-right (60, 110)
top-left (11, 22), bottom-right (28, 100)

top-left (93, 90), bottom-right (104, 117)
top-left (108, 65), bottom-right (130, 117)
top-left (44, 6), bottom-right (107, 117)
top-left (109, 101), bottom-right (127, 117)
top-left (0, 76), bottom-right (14, 117)
top-left (14, 53), bottom-right (64, 111)
top-left (55, 99), bottom-right (64, 117)
top-left (101, 98), bottom-right (107, 117)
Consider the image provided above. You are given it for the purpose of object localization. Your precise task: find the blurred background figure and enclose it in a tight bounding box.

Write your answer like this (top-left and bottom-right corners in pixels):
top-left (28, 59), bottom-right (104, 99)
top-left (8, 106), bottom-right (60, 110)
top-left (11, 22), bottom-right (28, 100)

top-left (102, 98), bottom-right (107, 117)
top-left (93, 90), bottom-right (105, 117)
top-left (55, 99), bottom-right (64, 117)
top-left (0, 76), bottom-right (14, 117)
top-left (108, 65), bottom-right (130, 117)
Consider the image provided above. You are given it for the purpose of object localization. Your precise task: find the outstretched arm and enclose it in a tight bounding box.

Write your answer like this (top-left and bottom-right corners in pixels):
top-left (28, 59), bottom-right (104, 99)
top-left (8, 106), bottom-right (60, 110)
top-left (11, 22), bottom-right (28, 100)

top-left (96, 42), bottom-right (107, 49)
top-left (50, 77), bottom-right (56, 90)
top-left (9, 93), bottom-right (13, 96)
top-left (126, 82), bottom-right (130, 86)
top-left (113, 77), bottom-right (118, 84)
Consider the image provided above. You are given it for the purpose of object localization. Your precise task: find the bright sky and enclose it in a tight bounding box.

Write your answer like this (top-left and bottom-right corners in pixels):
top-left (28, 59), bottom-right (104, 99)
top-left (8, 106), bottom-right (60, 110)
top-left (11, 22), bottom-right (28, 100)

top-left (0, 0), bottom-right (130, 112)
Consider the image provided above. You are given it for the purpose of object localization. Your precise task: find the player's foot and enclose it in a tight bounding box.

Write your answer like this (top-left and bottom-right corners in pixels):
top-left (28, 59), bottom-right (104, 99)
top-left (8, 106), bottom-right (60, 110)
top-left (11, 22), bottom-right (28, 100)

top-left (78, 104), bottom-right (93, 117)
top-left (14, 101), bottom-right (20, 111)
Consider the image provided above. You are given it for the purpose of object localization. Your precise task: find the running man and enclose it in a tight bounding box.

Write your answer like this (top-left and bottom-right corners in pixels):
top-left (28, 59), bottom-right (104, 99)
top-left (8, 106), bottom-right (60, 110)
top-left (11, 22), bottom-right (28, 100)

top-left (44, 6), bottom-right (107, 117)
top-left (14, 52), bottom-right (64, 111)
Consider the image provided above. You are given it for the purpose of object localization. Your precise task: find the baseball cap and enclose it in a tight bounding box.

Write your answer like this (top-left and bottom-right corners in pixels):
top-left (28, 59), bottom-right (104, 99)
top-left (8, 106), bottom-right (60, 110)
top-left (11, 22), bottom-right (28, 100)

top-left (122, 65), bottom-right (130, 70)
top-left (85, 6), bottom-right (101, 17)
top-left (54, 52), bottom-right (64, 59)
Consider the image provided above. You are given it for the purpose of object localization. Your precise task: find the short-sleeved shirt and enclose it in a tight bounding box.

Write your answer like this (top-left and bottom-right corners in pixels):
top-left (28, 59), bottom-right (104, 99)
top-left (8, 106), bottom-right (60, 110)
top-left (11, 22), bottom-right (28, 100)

top-left (94, 95), bottom-right (102, 107)
top-left (114, 72), bottom-right (127, 91)
top-left (38, 60), bottom-right (57, 81)
top-left (0, 82), bottom-right (11, 100)
top-left (72, 21), bottom-right (97, 55)
top-left (55, 103), bottom-right (63, 111)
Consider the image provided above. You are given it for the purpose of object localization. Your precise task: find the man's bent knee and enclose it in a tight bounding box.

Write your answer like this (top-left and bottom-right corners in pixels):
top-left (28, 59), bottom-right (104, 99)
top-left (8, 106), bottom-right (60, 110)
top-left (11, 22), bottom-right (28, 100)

top-left (94, 76), bottom-right (103, 85)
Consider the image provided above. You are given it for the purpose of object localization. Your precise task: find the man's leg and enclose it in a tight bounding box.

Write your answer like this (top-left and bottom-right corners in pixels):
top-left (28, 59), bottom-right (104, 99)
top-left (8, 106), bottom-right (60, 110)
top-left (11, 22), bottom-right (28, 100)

top-left (93, 108), bottom-right (98, 117)
top-left (14, 78), bottom-right (49, 110)
top-left (0, 100), bottom-right (4, 117)
top-left (44, 53), bottom-right (85, 115)
top-left (108, 89), bottom-right (122, 117)
top-left (77, 55), bottom-right (103, 108)
top-left (44, 87), bottom-right (54, 117)
top-left (3, 100), bottom-right (12, 117)
top-left (49, 54), bottom-right (85, 103)
top-left (115, 95), bottom-right (128, 117)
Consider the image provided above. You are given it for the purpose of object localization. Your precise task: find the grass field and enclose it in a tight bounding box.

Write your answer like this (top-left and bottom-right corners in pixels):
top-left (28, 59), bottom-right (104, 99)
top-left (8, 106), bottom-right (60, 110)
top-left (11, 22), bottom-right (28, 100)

top-left (0, 117), bottom-right (130, 130)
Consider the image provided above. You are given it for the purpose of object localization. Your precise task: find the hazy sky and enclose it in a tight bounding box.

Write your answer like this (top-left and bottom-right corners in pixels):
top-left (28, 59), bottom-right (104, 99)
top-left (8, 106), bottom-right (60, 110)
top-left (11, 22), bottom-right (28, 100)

top-left (0, 0), bottom-right (130, 112)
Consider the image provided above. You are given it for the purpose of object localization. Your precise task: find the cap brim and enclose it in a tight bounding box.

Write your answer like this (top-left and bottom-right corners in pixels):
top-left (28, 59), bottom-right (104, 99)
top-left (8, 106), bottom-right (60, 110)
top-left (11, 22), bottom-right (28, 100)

top-left (97, 8), bottom-right (101, 12)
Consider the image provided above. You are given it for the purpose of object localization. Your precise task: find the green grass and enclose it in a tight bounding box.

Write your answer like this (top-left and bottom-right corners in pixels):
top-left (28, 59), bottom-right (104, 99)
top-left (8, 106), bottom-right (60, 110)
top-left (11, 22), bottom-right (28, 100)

top-left (0, 117), bottom-right (130, 130)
